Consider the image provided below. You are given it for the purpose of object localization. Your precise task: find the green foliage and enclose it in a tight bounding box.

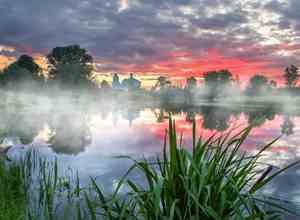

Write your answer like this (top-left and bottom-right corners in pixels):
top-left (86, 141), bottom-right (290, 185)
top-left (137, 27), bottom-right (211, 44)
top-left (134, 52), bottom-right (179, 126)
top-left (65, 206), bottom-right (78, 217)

top-left (0, 54), bottom-right (43, 88)
top-left (245, 74), bottom-right (270, 96)
top-left (203, 69), bottom-right (233, 100)
top-left (47, 45), bottom-right (94, 88)
top-left (0, 158), bottom-right (27, 220)
top-left (47, 45), bottom-right (92, 66)
top-left (88, 118), bottom-right (299, 219)
top-left (17, 55), bottom-right (41, 75)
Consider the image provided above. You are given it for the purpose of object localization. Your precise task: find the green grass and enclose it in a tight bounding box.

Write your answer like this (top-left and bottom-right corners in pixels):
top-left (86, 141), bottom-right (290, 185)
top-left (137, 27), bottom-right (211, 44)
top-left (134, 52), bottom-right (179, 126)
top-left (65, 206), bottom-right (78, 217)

top-left (0, 157), bottom-right (27, 220)
top-left (0, 118), bottom-right (299, 219)
top-left (88, 119), bottom-right (300, 219)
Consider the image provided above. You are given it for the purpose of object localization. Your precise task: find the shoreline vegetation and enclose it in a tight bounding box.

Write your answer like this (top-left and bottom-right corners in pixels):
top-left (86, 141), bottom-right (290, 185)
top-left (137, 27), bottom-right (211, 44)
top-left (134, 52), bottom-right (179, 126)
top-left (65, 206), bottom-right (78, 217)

top-left (0, 45), bottom-right (300, 107)
top-left (1, 118), bottom-right (300, 219)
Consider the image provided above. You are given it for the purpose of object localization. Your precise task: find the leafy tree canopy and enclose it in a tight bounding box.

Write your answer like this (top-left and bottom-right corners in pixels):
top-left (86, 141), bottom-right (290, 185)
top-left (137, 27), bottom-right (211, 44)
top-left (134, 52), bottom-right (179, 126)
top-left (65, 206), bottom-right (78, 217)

top-left (204, 69), bottom-right (233, 86)
top-left (0, 55), bottom-right (42, 86)
top-left (203, 69), bottom-right (233, 100)
top-left (47, 45), bottom-right (93, 66)
top-left (248, 75), bottom-right (268, 88)
top-left (47, 45), bottom-right (94, 88)
top-left (16, 55), bottom-right (41, 74)
top-left (284, 65), bottom-right (299, 88)
top-left (245, 74), bottom-right (270, 96)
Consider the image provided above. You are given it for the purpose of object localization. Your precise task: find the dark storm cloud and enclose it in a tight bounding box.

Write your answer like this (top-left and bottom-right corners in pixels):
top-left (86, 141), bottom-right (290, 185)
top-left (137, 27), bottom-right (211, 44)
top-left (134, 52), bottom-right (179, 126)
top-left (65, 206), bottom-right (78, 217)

top-left (265, 0), bottom-right (300, 30)
top-left (191, 12), bottom-right (247, 30)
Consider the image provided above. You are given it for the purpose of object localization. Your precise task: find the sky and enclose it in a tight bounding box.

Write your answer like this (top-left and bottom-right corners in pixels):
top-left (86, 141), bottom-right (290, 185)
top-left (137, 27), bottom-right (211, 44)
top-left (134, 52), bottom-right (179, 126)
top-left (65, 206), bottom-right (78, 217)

top-left (0, 0), bottom-right (300, 83)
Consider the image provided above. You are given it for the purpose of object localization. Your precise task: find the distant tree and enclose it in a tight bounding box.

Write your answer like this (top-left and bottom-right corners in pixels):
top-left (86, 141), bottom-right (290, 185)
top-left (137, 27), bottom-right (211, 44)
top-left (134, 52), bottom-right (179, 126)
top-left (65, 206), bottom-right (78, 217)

top-left (203, 69), bottom-right (233, 100)
top-left (152, 76), bottom-right (171, 92)
top-left (284, 65), bottom-right (299, 88)
top-left (269, 80), bottom-right (277, 88)
top-left (245, 75), bottom-right (269, 96)
top-left (184, 76), bottom-right (197, 105)
top-left (100, 80), bottom-right (111, 90)
top-left (112, 73), bottom-right (122, 90)
top-left (16, 55), bottom-right (41, 76)
top-left (122, 73), bottom-right (141, 91)
top-left (0, 54), bottom-right (43, 87)
top-left (157, 76), bottom-right (168, 90)
top-left (47, 45), bottom-right (94, 88)
top-left (186, 76), bottom-right (197, 90)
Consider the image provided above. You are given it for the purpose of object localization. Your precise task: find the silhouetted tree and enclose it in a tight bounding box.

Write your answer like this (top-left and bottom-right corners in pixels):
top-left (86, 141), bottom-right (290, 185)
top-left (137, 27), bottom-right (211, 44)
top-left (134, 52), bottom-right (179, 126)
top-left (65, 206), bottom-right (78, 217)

top-left (284, 65), bottom-right (299, 88)
top-left (203, 69), bottom-right (233, 100)
top-left (100, 80), bottom-right (111, 90)
top-left (16, 55), bottom-right (41, 75)
top-left (47, 45), bottom-right (94, 88)
top-left (0, 55), bottom-right (43, 87)
top-left (122, 73), bottom-right (141, 91)
top-left (112, 73), bottom-right (122, 90)
top-left (186, 76), bottom-right (197, 89)
top-left (245, 75), bottom-right (269, 96)
top-left (151, 76), bottom-right (171, 92)
top-left (184, 76), bottom-right (197, 105)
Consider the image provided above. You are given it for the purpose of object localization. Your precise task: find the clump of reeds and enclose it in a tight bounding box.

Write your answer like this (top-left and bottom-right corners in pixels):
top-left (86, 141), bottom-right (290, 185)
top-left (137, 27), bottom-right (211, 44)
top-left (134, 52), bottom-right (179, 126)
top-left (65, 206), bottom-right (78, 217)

top-left (88, 118), bottom-right (300, 219)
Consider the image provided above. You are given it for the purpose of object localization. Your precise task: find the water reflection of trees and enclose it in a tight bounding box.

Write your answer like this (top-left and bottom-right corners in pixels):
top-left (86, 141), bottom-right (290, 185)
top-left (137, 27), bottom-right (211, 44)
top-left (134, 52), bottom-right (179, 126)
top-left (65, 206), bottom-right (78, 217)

top-left (155, 104), bottom-right (298, 135)
top-left (246, 105), bottom-right (276, 127)
top-left (201, 106), bottom-right (234, 131)
top-left (0, 96), bottom-right (299, 155)
top-left (0, 105), bottom-right (45, 144)
top-left (48, 112), bottom-right (91, 155)
top-left (0, 99), bottom-right (92, 155)
top-left (154, 104), bottom-right (237, 132)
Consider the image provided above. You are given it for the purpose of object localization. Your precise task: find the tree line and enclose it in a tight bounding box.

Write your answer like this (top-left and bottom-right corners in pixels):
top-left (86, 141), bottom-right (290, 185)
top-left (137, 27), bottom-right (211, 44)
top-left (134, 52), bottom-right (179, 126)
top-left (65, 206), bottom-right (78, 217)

top-left (0, 45), bottom-right (95, 89)
top-left (0, 44), bottom-right (299, 99)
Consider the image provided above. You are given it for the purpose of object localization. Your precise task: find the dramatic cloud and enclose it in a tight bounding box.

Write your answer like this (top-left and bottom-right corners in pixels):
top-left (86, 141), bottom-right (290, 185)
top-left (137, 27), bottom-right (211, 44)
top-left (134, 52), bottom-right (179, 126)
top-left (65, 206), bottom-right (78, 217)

top-left (0, 0), bottom-right (300, 81)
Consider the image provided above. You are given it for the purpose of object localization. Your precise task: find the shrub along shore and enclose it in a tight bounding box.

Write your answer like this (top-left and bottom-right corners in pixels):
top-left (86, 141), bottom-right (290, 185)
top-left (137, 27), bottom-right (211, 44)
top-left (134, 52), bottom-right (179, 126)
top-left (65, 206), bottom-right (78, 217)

top-left (0, 119), bottom-right (299, 220)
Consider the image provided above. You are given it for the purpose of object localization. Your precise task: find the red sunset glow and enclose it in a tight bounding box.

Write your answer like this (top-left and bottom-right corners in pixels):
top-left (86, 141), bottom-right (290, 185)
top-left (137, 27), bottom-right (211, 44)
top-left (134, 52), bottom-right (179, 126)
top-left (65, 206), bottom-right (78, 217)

top-left (1, 0), bottom-right (300, 86)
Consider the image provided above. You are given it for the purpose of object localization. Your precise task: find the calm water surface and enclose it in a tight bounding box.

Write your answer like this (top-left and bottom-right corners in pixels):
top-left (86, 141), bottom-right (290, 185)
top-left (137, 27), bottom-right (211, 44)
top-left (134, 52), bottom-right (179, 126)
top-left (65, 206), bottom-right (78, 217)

top-left (2, 98), bottom-right (300, 210)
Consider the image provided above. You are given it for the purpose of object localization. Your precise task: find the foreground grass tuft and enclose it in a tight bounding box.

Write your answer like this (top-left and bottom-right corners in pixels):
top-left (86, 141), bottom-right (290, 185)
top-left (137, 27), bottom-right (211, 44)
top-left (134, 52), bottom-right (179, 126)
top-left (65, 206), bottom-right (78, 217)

top-left (89, 118), bottom-right (300, 219)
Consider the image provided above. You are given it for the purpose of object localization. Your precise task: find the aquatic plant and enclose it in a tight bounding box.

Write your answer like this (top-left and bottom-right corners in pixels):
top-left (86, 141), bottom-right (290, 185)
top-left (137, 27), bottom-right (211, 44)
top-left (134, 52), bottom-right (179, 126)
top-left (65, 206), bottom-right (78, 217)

top-left (89, 118), bottom-right (300, 219)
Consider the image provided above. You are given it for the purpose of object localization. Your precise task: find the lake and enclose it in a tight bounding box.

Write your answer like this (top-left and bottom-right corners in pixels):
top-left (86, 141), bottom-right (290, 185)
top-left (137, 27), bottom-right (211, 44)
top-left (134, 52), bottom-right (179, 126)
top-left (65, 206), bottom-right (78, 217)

top-left (2, 93), bottom-right (300, 213)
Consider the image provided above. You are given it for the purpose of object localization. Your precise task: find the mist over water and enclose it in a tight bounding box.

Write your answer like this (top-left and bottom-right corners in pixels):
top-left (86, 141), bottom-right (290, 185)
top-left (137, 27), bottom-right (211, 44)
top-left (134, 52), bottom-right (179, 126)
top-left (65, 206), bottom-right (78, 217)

top-left (1, 88), bottom-right (300, 207)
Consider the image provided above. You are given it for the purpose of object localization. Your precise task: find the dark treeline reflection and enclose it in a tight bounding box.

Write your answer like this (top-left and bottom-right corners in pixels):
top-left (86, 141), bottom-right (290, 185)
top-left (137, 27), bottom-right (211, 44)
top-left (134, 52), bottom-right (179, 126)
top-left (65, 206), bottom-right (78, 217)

top-left (0, 95), bottom-right (298, 156)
